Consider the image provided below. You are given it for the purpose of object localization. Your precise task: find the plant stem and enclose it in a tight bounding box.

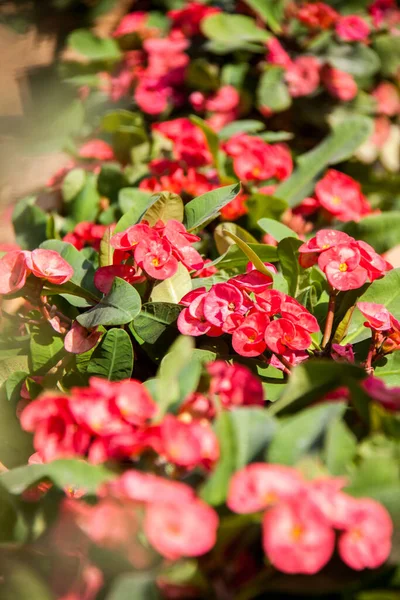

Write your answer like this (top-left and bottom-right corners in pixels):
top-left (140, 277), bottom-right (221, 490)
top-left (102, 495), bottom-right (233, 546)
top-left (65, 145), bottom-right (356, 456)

top-left (321, 289), bottom-right (337, 349)
top-left (364, 330), bottom-right (377, 374)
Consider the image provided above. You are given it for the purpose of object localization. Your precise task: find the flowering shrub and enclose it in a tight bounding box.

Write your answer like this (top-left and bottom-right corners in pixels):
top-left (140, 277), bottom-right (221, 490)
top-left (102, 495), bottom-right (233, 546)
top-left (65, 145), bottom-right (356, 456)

top-left (2, 0), bottom-right (400, 598)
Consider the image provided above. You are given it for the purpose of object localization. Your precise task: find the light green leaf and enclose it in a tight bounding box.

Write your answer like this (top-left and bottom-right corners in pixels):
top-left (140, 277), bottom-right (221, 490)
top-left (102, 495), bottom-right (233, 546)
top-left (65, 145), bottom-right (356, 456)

top-left (190, 115), bottom-right (220, 168)
top-left (184, 183), bottom-right (241, 231)
top-left (374, 34), bottom-right (400, 76)
top-left (221, 229), bottom-right (275, 277)
top-left (258, 218), bottom-right (298, 242)
top-left (277, 237), bottom-right (303, 297)
top-left (257, 67), bottom-right (291, 113)
top-left (201, 13), bottom-right (269, 52)
top-left (268, 402), bottom-right (346, 465)
top-left (374, 352), bottom-right (400, 387)
top-left (62, 168), bottom-right (86, 201)
top-left (214, 243), bottom-right (278, 271)
top-left (12, 197), bottom-right (48, 250)
top-left (150, 263), bottom-right (192, 304)
top-left (142, 191), bottom-right (184, 226)
top-left (99, 225), bottom-right (114, 267)
top-left (242, 0), bottom-right (284, 33)
top-left (106, 573), bottom-right (160, 600)
top-left (29, 326), bottom-right (66, 376)
top-left (115, 188), bottom-right (155, 233)
top-left (327, 43), bottom-right (380, 77)
top-left (68, 29), bottom-right (121, 61)
top-left (77, 277), bottom-right (141, 328)
top-left (156, 336), bottom-right (195, 413)
top-left (324, 418), bottom-right (357, 476)
top-left (4, 370), bottom-right (28, 403)
top-left (230, 407), bottom-right (277, 470)
top-left (339, 212), bottom-right (400, 255)
top-left (218, 120), bottom-right (265, 139)
top-left (276, 116), bottom-right (373, 206)
top-left (87, 328), bottom-right (133, 381)
top-left (214, 222), bottom-right (258, 255)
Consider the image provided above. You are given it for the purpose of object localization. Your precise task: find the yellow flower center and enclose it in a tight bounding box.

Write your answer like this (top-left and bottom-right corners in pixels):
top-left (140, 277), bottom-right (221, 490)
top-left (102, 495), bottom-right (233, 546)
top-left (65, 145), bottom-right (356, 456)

top-left (291, 524), bottom-right (304, 542)
top-left (339, 263), bottom-right (348, 272)
top-left (151, 257), bottom-right (159, 266)
top-left (332, 195), bottom-right (342, 205)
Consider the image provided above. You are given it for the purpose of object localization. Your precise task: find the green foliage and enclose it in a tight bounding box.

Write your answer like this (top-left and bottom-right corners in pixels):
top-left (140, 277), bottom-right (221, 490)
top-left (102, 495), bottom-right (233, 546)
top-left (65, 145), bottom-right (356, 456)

top-left (87, 328), bottom-right (133, 381)
top-left (12, 197), bottom-right (48, 250)
top-left (77, 277), bottom-right (141, 328)
top-left (184, 184), bottom-right (241, 231)
top-left (257, 67), bottom-right (291, 113)
top-left (68, 29), bottom-right (122, 61)
top-left (201, 13), bottom-right (270, 53)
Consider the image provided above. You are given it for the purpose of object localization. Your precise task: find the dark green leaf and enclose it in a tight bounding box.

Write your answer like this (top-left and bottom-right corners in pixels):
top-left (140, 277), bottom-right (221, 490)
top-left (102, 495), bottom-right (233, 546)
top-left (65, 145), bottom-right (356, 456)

top-left (374, 352), bottom-right (400, 387)
top-left (62, 171), bottom-right (100, 224)
top-left (133, 303), bottom-right (182, 345)
top-left (277, 238), bottom-right (303, 297)
top-left (4, 370), bottom-right (28, 404)
top-left (246, 194), bottom-right (288, 228)
top-left (230, 407), bottom-right (277, 470)
top-left (0, 387), bottom-right (33, 468)
top-left (12, 197), bottom-right (48, 250)
top-left (29, 325), bottom-right (66, 376)
top-left (374, 35), bottom-right (400, 77)
top-left (87, 329), bottom-right (133, 381)
top-left (201, 13), bottom-right (269, 53)
top-left (77, 278), bottom-right (141, 328)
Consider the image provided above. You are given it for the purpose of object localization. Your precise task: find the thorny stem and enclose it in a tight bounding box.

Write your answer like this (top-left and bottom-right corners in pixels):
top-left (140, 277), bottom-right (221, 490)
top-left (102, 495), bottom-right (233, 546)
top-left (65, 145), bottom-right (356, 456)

top-left (364, 330), bottom-right (377, 374)
top-left (276, 354), bottom-right (292, 375)
top-left (39, 296), bottom-right (72, 326)
top-left (321, 288), bottom-right (337, 349)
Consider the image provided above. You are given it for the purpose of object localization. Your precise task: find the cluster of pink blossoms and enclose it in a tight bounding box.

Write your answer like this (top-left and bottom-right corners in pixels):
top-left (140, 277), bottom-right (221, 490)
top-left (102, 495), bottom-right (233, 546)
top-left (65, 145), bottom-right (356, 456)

top-left (228, 464), bottom-right (393, 574)
top-left (178, 263), bottom-right (319, 366)
top-left (0, 248), bottom-right (73, 295)
top-left (59, 469), bottom-right (219, 563)
top-left (299, 229), bottom-right (392, 291)
top-left (105, 219), bottom-right (204, 283)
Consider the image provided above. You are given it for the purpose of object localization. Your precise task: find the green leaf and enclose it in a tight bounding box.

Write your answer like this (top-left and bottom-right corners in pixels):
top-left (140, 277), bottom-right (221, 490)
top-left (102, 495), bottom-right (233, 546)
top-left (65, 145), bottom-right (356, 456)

top-left (156, 336), bottom-right (196, 413)
top-left (268, 402), bottom-right (346, 465)
top-left (345, 269), bottom-right (400, 344)
top-left (150, 263), bottom-right (192, 304)
top-left (374, 352), bottom-right (400, 387)
top-left (218, 120), bottom-right (265, 139)
top-left (246, 194), bottom-right (288, 228)
top-left (0, 459), bottom-right (115, 495)
top-left (101, 109), bottom-right (144, 133)
top-left (374, 34), bottom-right (400, 77)
top-left (257, 67), bottom-right (291, 113)
top-left (230, 407), bottom-right (277, 470)
top-left (276, 116), bottom-right (373, 206)
top-left (12, 197), bottom-right (48, 250)
top-left (97, 163), bottom-right (129, 203)
top-left (29, 325), bottom-right (66, 376)
top-left (133, 303), bottom-right (182, 344)
top-left (221, 229), bottom-right (275, 277)
top-left (200, 410), bottom-right (236, 506)
top-left (62, 168), bottom-right (86, 201)
top-left (190, 115), bottom-right (220, 168)
top-left (339, 212), bottom-right (400, 254)
top-left (77, 278), bottom-right (141, 328)
top-left (142, 191), bottom-right (184, 225)
top-left (214, 243), bottom-right (278, 271)
top-left (4, 370), bottom-right (28, 403)
top-left (87, 328), bottom-right (133, 381)
top-left (186, 58), bottom-right (220, 92)
top-left (268, 360), bottom-right (366, 416)
top-left (201, 13), bottom-right (269, 52)
top-left (323, 418), bottom-right (357, 476)
top-left (62, 171), bottom-right (100, 224)
top-left (68, 29), bottom-right (121, 61)
top-left (0, 388), bottom-right (33, 469)
top-left (277, 238), bottom-right (303, 297)
top-left (326, 43), bottom-right (380, 77)
top-left (258, 218), bottom-right (298, 242)
top-left (115, 188), bottom-right (155, 233)
top-left (99, 225), bottom-right (114, 267)
top-left (184, 183), bottom-right (241, 231)
top-left (106, 573), bottom-right (160, 600)
top-left (242, 0), bottom-right (284, 33)
top-left (214, 222), bottom-right (258, 255)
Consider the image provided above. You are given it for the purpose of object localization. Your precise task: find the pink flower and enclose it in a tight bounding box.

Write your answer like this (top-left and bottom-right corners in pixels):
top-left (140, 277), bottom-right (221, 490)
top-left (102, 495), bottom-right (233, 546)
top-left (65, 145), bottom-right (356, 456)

top-left (30, 249), bottom-right (74, 285)
top-left (338, 498), bottom-right (393, 570)
top-left (299, 229), bottom-right (353, 267)
top-left (369, 0), bottom-right (397, 27)
top-left (207, 361), bottom-right (264, 408)
top-left (297, 2), bottom-right (339, 29)
top-left (160, 414), bottom-right (219, 469)
top-left (335, 15), bottom-right (370, 42)
top-left (285, 57), bottom-right (320, 97)
top-left (64, 322), bottom-right (102, 354)
top-left (227, 463), bottom-right (304, 514)
top-left (103, 469), bottom-right (195, 504)
top-left (153, 118), bottom-right (212, 167)
top-left (230, 266), bottom-right (273, 294)
top-left (318, 244), bottom-right (368, 291)
top-left (263, 498), bottom-right (335, 574)
top-left (232, 312), bottom-right (269, 357)
top-left (134, 236), bottom-right (178, 280)
top-left (363, 376), bottom-right (400, 412)
top-left (144, 497), bottom-right (218, 560)
top-left (321, 66), bottom-right (358, 102)
top-left (205, 85), bottom-right (240, 113)
top-left (168, 2), bottom-right (220, 37)
top-left (160, 219), bottom-right (204, 271)
top-left (315, 169), bottom-right (372, 222)
top-left (331, 343), bottom-right (355, 363)
top-left (78, 140), bottom-right (115, 161)
top-left (203, 283), bottom-right (245, 328)
top-left (63, 222), bottom-right (108, 251)
top-left (112, 11), bottom-right (148, 37)
top-left (266, 38), bottom-right (292, 68)
top-left (372, 82), bottom-right (400, 116)
top-left (0, 250), bottom-right (30, 295)
top-left (264, 318), bottom-right (312, 354)
top-left (357, 302), bottom-right (392, 331)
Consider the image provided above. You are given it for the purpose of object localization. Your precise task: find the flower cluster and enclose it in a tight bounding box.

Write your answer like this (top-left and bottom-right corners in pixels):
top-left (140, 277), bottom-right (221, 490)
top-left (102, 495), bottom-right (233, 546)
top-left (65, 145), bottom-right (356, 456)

top-left (299, 229), bottom-right (392, 291)
top-left (63, 221), bottom-right (109, 252)
top-left (20, 377), bottom-right (218, 469)
top-left (178, 263), bottom-right (319, 365)
top-left (108, 219), bottom-right (204, 282)
top-left (228, 464), bottom-right (393, 574)
top-left (0, 248), bottom-right (73, 295)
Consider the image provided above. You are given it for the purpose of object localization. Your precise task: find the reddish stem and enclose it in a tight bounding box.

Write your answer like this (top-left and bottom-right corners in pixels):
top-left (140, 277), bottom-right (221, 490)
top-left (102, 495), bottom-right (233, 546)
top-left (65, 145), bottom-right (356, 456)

top-left (321, 289), bottom-right (337, 349)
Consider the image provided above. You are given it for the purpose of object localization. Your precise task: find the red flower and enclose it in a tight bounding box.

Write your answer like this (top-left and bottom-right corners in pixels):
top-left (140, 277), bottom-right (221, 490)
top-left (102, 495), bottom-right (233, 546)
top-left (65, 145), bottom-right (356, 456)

top-left (178, 291), bottom-right (219, 337)
top-left (207, 361), bottom-right (264, 408)
top-left (153, 118), bottom-right (212, 167)
top-left (227, 463), bottom-right (304, 514)
top-left (299, 229), bottom-right (353, 267)
top-left (264, 318), bottom-right (312, 354)
top-left (159, 414), bottom-right (219, 469)
top-left (357, 302), bottom-right (392, 331)
top-left (338, 498), bottom-right (393, 570)
top-left (285, 57), bottom-right (320, 97)
top-left (192, 259), bottom-right (218, 278)
top-left (297, 2), bottom-right (339, 29)
top-left (335, 15), bottom-right (370, 41)
top-left (63, 222), bottom-right (109, 252)
top-left (318, 244), bottom-right (368, 291)
top-left (30, 249), bottom-right (74, 285)
top-left (220, 192), bottom-right (248, 221)
top-left (144, 497), bottom-right (218, 560)
top-left (321, 66), bottom-right (358, 102)
top-left (0, 250), bottom-right (30, 295)
top-left (223, 135), bottom-right (292, 182)
top-left (160, 219), bottom-right (204, 271)
top-left (203, 282), bottom-right (246, 327)
top-left (94, 264), bottom-right (145, 294)
top-left (232, 312), bottom-right (269, 357)
top-left (112, 11), bottom-right (148, 37)
top-left (168, 2), bottom-right (220, 37)
top-left (263, 498), bottom-right (336, 574)
top-left (265, 38), bottom-right (292, 68)
top-left (369, 0), bottom-right (396, 27)
top-left (78, 140), bottom-right (115, 161)
top-left (103, 469), bottom-right (195, 504)
top-left (315, 169), bottom-right (372, 222)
